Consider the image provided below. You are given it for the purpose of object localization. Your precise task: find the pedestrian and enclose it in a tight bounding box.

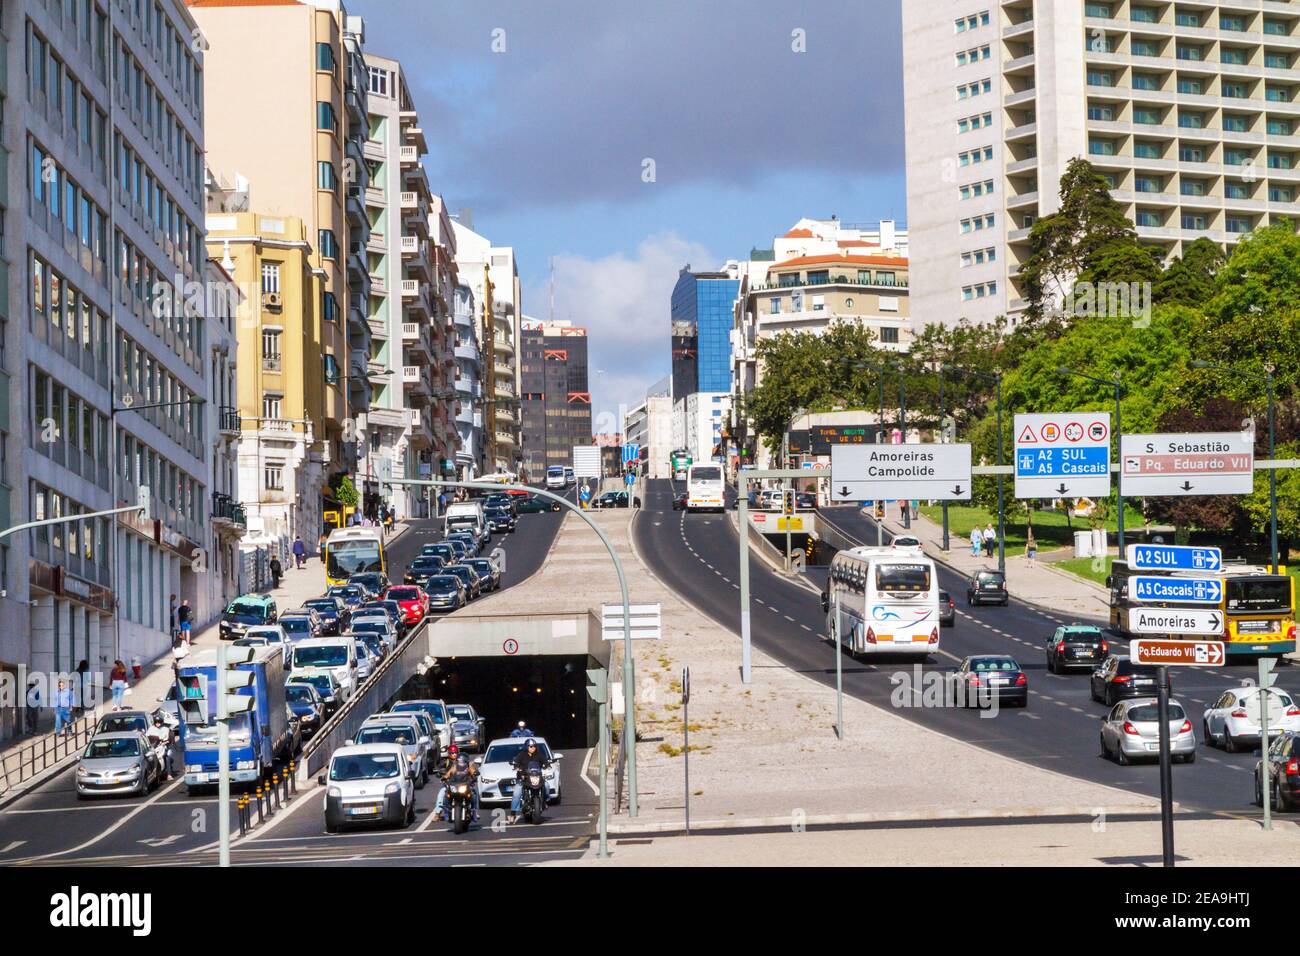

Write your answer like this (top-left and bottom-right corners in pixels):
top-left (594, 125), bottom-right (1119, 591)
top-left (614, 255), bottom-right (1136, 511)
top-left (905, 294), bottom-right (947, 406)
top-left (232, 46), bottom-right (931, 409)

top-left (53, 680), bottom-right (74, 736)
top-left (970, 526), bottom-right (981, 557)
top-left (437, 491), bottom-right (447, 516)
top-left (74, 659), bottom-right (90, 717)
top-left (900, 500), bottom-right (907, 521)
top-left (292, 535), bottom-right (306, 569)
top-left (269, 554), bottom-right (283, 590)
top-left (983, 523), bottom-right (997, 559)
top-left (384, 509), bottom-right (394, 534)
top-left (1026, 528), bottom-right (1038, 566)
top-left (178, 599), bottom-right (193, 644)
top-left (109, 659), bottom-right (129, 710)
top-left (318, 531), bottom-right (328, 562)
top-left (25, 678), bottom-right (42, 735)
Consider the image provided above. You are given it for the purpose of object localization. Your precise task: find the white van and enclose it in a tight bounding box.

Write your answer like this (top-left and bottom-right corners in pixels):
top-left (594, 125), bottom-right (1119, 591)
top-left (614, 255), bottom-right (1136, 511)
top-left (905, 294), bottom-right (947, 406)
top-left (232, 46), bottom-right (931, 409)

top-left (545, 466), bottom-right (566, 490)
top-left (444, 500), bottom-right (488, 548)
top-left (290, 637), bottom-right (358, 702)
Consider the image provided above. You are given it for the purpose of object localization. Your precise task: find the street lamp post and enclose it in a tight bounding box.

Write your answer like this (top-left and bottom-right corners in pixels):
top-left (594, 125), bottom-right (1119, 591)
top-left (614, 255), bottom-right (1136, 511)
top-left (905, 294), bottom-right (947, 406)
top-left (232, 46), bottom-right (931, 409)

top-left (1057, 368), bottom-right (1125, 558)
top-left (944, 365), bottom-right (1005, 573)
top-left (896, 362), bottom-right (910, 529)
top-left (939, 366), bottom-right (950, 551)
top-left (1191, 360), bottom-right (1278, 572)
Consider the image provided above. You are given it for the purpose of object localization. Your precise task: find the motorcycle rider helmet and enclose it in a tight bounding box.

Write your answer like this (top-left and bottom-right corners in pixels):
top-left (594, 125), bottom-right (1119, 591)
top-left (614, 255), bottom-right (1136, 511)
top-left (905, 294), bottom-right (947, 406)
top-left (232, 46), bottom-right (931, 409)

top-left (525, 738), bottom-right (536, 750)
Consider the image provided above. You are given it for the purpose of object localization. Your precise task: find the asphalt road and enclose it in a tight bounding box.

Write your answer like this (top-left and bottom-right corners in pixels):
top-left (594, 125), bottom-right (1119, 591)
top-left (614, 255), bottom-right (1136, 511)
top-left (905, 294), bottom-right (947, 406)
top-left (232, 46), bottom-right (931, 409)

top-left (0, 496), bottom-right (587, 867)
top-left (634, 478), bottom-right (1300, 820)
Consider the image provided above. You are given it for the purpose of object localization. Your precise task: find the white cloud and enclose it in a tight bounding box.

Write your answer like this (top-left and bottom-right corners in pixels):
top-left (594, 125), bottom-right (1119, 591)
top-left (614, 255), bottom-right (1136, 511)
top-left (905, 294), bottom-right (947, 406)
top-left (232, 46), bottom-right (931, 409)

top-left (522, 232), bottom-right (718, 429)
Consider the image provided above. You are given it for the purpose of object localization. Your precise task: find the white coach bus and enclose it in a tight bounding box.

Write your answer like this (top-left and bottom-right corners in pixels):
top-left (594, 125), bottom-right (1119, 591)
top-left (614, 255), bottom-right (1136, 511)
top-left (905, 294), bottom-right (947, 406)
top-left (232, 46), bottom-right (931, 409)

top-left (686, 462), bottom-right (725, 512)
top-left (821, 546), bottom-right (940, 657)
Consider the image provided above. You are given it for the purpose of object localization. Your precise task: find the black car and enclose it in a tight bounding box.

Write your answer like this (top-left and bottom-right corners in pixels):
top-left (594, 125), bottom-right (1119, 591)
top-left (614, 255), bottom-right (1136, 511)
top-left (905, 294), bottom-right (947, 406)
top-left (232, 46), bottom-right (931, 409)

top-left (405, 555), bottom-right (446, 586)
top-left (288, 673), bottom-right (340, 717)
top-left (1256, 731), bottom-right (1300, 811)
top-left (349, 572), bottom-right (390, 596)
top-left (1046, 624), bottom-right (1110, 673)
top-left (672, 491), bottom-right (688, 511)
top-left (442, 564), bottom-right (482, 599)
top-left (423, 574), bottom-right (467, 611)
top-left (938, 590), bottom-right (955, 627)
top-left (485, 507), bottom-right (516, 533)
top-left (443, 538), bottom-right (469, 562)
top-left (1090, 654), bottom-right (1163, 707)
top-left (449, 532), bottom-right (480, 556)
top-left (966, 569), bottom-right (1008, 606)
top-left (516, 494), bottom-right (561, 514)
top-left (353, 630), bottom-right (387, 664)
top-left (595, 491), bottom-right (629, 509)
top-left (796, 492), bottom-right (818, 511)
top-left (285, 682), bottom-right (326, 737)
top-left (955, 655), bottom-right (1028, 708)
top-left (303, 597), bottom-right (349, 635)
top-left (423, 543), bottom-right (457, 565)
top-left (466, 557), bottom-right (502, 592)
top-left (484, 493), bottom-right (518, 517)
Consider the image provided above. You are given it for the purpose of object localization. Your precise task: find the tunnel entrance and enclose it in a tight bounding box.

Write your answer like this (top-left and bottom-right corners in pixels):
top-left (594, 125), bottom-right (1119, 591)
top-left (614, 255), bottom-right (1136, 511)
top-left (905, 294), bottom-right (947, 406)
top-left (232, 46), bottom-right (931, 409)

top-left (395, 654), bottom-right (597, 750)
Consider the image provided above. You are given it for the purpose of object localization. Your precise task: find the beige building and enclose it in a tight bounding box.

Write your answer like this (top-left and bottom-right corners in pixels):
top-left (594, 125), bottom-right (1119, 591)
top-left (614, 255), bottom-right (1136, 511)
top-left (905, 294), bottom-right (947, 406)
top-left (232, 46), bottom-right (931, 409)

top-left (191, 0), bottom-right (371, 486)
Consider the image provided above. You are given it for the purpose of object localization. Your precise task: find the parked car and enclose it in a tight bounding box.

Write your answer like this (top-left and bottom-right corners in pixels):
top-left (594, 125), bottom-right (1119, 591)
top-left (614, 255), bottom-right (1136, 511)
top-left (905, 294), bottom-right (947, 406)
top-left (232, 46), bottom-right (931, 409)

top-left (965, 569), bottom-right (1008, 606)
top-left (1203, 686), bottom-right (1300, 752)
top-left (1046, 624), bottom-right (1110, 674)
top-left (466, 558), bottom-right (502, 592)
top-left (954, 655), bottom-right (1028, 708)
top-left (75, 733), bottom-right (162, 799)
top-left (1090, 654), bottom-right (1164, 707)
top-left (319, 743), bottom-right (415, 833)
top-left (1100, 697), bottom-right (1196, 765)
top-left (286, 682), bottom-right (326, 738)
top-left (1255, 731), bottom-right (1300, 810)
top-left (938, 590), bottom-right (955, 627)
top-left (303, 597), bottom-right (349, 635)
top-left (594, 491), bottom-right (629, 509)
top-left (423, 574), bottom-right (467, 611)
top-left (447, 704), bottom-right (487, 753)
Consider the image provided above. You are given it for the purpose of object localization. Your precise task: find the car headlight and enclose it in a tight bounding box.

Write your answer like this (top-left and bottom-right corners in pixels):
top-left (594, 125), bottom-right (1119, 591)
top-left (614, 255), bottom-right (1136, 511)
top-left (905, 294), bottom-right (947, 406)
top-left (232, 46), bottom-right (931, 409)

top-left (384, 782), bottom-right (400, 795)
top-left (327, 786), bottom-right (342, 799)
top-left (186, 764), bottom-right (203, 773)
top-left (544, 769), bottom-right (555, 780)
top-left (480, 778), bottom-right (496, 788)
top-left (235, 760), bottom-right (256, 771)
top-left (77, 766), bottom-right (90, 776)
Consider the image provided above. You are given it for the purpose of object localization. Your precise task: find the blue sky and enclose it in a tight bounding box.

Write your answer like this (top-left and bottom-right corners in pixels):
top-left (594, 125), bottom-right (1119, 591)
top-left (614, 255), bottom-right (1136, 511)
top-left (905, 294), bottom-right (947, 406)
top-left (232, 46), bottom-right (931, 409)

top-left (350, 0), bottom-right (907, 423)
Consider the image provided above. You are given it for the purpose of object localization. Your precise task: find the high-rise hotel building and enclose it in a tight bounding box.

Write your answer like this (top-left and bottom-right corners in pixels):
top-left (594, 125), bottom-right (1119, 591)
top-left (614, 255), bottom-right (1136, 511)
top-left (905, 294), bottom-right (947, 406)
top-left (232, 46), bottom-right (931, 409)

top-left (903, 0), bottom-right (1300, 326)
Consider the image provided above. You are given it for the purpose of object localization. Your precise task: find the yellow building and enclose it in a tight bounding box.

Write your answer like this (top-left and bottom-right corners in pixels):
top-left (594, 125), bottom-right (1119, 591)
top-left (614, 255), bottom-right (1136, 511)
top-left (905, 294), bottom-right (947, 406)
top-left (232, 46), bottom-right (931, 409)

top-left (206, 213), bottom-right (334, 547)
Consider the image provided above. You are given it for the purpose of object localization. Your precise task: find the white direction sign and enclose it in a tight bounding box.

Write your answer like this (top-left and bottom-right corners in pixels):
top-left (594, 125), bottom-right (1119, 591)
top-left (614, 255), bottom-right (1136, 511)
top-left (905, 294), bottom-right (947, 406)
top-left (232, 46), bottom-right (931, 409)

top-left (1119, 432), bottom-right (1254, 496)
top-left (1014, 412), bottom-right (1112, 499)
top-left (572, 445), bottom-right (602, 479)
top-left (1126, 607), bottom-right (1225, 636)
top-left (830, 443), bottom-right (972, 502)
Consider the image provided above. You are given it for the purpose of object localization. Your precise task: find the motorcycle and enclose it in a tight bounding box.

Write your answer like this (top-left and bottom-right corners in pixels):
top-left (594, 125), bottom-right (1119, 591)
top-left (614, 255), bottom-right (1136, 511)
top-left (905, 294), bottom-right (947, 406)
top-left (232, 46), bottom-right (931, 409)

top-left (446, 773), bottom-right (476, 834)
top-left (516, 761), bottom-right (547, 825)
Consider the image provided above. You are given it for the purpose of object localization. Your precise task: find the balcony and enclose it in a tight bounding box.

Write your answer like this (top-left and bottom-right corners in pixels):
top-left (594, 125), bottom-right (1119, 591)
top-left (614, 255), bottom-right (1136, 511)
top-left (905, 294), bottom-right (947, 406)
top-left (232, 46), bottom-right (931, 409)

top-left (750, 274), bottom-right (909, 293)
top-left (366, 406), bottom-right (409, 430)
top-left (400, 144), bottom-right (419, 166)
top-left (400, 235), bottom-right (423, 257)
top-left (218, 405), bottom-right (241, 435)
top-left (211, 493), bottom-right (247, 528)
top-left (403, 322), bottom-right (432, 362)
top-left (370, 274), bottom-right (388, 297)
top-left (454, 343), bottom-right (480, 363)
top-left (262, 355), bottom-right (282, 373)
top-left (407, 408), bottom-right (434, 448)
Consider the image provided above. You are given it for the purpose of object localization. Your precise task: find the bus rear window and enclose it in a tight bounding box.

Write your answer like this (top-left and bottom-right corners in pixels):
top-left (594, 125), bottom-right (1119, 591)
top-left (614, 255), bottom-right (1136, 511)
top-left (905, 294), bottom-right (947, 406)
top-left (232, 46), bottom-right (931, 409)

top-left (1226, 578), bottom-right (1291, 613)
top-left (876, 564), bottom-right (930, 591)
top-left (691, 467), bottom-right (722, 482)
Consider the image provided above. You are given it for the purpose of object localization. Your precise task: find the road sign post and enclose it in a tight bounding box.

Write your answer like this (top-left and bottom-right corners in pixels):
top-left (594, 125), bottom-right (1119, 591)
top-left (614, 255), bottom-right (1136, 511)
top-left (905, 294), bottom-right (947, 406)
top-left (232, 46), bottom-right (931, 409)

top-left (1129, 638), bottom-right (1226, 867)
top-left (1259, 658), bottom-right (1280, 831)
top-left (682, 666), bottom-right (691, 836)
top-left (585, 669), bottom-right (609, 858)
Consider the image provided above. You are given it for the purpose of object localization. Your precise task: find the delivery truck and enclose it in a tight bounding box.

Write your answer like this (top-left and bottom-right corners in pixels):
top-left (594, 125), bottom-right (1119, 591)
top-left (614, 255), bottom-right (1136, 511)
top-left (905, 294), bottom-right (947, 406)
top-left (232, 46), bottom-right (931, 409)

top-left (176, 645), bottom-right (292, 792)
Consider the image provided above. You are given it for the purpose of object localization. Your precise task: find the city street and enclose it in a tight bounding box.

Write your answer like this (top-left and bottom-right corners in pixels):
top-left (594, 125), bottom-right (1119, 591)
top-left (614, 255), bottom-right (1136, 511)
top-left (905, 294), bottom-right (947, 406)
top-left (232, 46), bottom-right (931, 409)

top-left (634, 479), bottom-right (1300, 819)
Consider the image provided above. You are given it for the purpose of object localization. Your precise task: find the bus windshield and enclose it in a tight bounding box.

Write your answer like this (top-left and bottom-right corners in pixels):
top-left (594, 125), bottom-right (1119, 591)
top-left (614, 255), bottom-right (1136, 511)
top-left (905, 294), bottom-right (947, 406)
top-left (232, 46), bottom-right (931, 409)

top-left (327, 541), bottom-right (381, 579)
top-left (876, 564), bottom-right (931, 592)
top-left (1226, 578), bottom-right (1292, 613)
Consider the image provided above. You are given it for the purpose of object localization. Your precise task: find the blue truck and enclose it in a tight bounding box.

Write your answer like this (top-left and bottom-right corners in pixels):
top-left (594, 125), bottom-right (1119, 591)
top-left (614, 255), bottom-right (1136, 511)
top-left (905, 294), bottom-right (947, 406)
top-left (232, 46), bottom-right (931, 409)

top-left (177, 645), bottom-right (292, 792)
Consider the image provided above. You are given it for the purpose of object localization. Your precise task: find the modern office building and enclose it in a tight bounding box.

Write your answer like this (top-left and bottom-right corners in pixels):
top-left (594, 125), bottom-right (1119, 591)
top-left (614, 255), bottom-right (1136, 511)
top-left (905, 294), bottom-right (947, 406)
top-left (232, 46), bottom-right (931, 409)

top-left (358, 53), bottom-right (456, 520)
top-left (669, 266), bottom-right (740, 402)
top-left (902, 0), bottom-right (1300, 327)
top-left (2, 0), bottom-right (234, 724)
top-left (518, 318), bottom-right (592, 476)
top-left (191, 0), bottom-right (369, 478)
top-left (206, 212), bottom-right (330, 554)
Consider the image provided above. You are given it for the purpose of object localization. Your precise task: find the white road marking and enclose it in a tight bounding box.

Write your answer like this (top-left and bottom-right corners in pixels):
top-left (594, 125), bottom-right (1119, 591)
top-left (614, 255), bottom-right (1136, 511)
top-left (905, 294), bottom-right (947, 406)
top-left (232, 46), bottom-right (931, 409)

top-left (0, 840), bottom-right (27, 854)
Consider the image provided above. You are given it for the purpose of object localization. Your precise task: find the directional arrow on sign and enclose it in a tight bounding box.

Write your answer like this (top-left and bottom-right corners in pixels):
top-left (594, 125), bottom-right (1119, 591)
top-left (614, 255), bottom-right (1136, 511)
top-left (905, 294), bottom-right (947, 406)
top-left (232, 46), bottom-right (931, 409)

top-left (840, 486), bottom-right (851, 498)
top-left (951, 485), bottom-right (964, 496)
top-left (1179, 481), bottom-right (1194, 492)
top-left (1055, 483), bottom-right (1069, 495)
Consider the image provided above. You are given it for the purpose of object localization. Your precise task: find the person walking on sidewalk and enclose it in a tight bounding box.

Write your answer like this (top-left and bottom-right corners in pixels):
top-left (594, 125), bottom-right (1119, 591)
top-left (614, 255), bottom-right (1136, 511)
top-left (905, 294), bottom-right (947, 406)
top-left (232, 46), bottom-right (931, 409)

top-left (25, 679), bottom-right (42, 735)
top-left (1025, 528), bottom-right (1037, 566)
top-left (318, 531), bottom-right (328, 563)
top-left (269, 554), bottom-right (283, 590)
top-left (109, 660), bottom-right (129, 709)
top-left (178, 599), bottom-right (193, 644)
top-left (74, 660), bottom-right (90, 718)
top-left (292, 535), bottom-right (306, 569)
top-left (54, 680), bottom-right (74, 736)
top-left (970, 526), bottom-right (982, 557)
top-left (982, 523), bottom-right (997, 559)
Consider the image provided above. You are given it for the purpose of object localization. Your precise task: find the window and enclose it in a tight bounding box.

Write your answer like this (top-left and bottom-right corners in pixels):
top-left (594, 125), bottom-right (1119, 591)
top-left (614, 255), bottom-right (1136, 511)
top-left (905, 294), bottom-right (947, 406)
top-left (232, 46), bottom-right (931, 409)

top-left (316, 42), bottom-right (335, 73)
top-left (1222, 48), bottom-right (1247, 66)
top-left (1224, 147), bottom-right (1250, 166)
top-left (260, 263), bottom-right (281, 295)
top-left (1085, 2), bottom-right (1112, 17)
top-left (318, 229), bottom-right (338, 260)
top-left (1089, 104), bottom-right (1117, 121)
top-left (1087, 70), bottom-right (1115, 87)
top-left (262, 394), bottom-right (282, 420)
top-left (1179, 145), bottom-right (1206, 163)
top-left (879, 327), bottom-right (900, 345)
top-left (1267, 49), bottom-right (1293, 69)
top-left (1224, 81), bottom-right (1248, 99)
top-left (1181, 179), bottom-right (1206, 196)
top-left (1269, 118), bottom-right (1294, 136)
top-left (1132, 39), bottom-right (1160, 57)
top-left (1264, 19), bottom-right (1288, 37)
top-left (323, 354), bottom-right (340, 385)
top-left (1177, 44), bottom-right (1203, 62)
top-left (1177, 77), bottom-right (1203, 95)
top-left (1226, 181), bottom-right (1251, 199)
top-left (322, 291), bottom-right (339, 325)
top-left (368, 66), bottom-right (390, 96)
top-left (1268, 152), bottom-right (1293, 170)
top-left (1135, 175), bottom-right (1163, 193)
top-left (1175, 11), bottom-right (1200, 27)
top-left (1089, 138), bottom-right (1117, 156)
top-left (1226, 216), bottom-right (1253, 234)
top-left (1133, 72), bottom-right (1160, 91)
top-left (1220, 14), bottom-right (1246, 31)
top-left (768, 297), bottom-right (781, 314)
top-left (1269, 186), bottom-right (1294, 203)
top-left (1180, 213), bottom-right (1207, 230)
top-left (264, 462), bottom-right (284, 491)
top-left (1224, 113), bottom-right (1249, 132)
top-left (261, 330), bottom-right (281, 369)
top-left (1135, 141), bottom-right (1161, 158)
top-left (317, 161), bottom-right (337, 192)
top-left (1131, 5), bottom-right (1158, 23)
top-left (1178, 111), bottom-right (1205, 129)
top-left (1266, 86), bottom-right (1290, 103)
top-left (315, 101), bottom-right (336, 131)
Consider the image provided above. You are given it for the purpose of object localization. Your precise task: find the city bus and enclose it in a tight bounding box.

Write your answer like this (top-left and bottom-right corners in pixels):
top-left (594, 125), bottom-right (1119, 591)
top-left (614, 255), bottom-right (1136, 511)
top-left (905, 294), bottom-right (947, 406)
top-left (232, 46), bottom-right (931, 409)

top-left (685, 462), bottom-right (725, 512)
top-left (670, 448), bottom-right (693, 481)
top-left (1108, 560), bottom-right (1297, 657)
top-left (324, 526), bottom-right (387, 588)
top-left (822, 547), bottom-right (941, 657)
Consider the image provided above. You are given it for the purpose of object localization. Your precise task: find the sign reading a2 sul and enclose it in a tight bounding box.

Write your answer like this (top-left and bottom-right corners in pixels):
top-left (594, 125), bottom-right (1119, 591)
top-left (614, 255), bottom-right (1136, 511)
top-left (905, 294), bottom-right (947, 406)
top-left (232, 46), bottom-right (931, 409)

top-left (1014, 413), bottom-right (1111, 499)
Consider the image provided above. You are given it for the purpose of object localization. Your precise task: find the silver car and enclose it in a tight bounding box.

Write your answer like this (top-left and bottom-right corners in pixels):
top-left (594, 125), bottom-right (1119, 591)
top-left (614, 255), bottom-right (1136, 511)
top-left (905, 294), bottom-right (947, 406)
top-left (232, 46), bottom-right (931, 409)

top-left (350, 717), bottom-right (432, 788)
top-left (447, 704), bottom-right (487, 753)
top-left (1100, 697), bottom-right (1197, 765)
top-left (76, 732), bottom-right (162, 798)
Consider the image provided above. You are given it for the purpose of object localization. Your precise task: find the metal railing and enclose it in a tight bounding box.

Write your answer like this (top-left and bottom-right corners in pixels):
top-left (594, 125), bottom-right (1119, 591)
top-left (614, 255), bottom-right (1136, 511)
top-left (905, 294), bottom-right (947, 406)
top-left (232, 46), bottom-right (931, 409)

top-left (218, 405), bottom-right (241, 433)
top-left (0, 714), bottom-right (98, 797)
top-left (211, 493), bottom-right (247, 527)
top-left (750, 275), bottom-right (909, 292)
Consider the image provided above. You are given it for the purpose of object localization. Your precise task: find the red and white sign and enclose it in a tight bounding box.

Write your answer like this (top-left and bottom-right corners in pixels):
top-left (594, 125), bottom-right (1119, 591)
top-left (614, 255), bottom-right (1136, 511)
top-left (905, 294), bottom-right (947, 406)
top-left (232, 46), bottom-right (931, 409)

top-left (1130, 638), bottom-right (1225, 666)
top-left (1119, 432), bottom-right (1254, 497)
top-left (1064, 422), bottom-right (1084, 442)
top-left (502, 638), bottom-right (519, 655)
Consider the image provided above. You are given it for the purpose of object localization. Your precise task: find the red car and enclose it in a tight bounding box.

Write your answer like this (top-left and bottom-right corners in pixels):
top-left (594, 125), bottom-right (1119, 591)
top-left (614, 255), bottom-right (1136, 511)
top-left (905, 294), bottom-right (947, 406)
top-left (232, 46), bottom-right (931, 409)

top-left (383, 585), bottom-right (429, 625)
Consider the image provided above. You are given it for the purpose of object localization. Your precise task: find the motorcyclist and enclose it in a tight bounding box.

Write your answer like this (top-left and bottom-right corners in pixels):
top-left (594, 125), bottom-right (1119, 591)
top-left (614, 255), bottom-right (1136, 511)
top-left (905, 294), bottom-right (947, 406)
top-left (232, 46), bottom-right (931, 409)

top-left (508, 738), bottom-right (550, 823)
top-left (433, 752), bottom-right (479, 823)
top-left (509, 720), bottom-right (535, 738)
top-left (146, 713), bottom-right (173, 780)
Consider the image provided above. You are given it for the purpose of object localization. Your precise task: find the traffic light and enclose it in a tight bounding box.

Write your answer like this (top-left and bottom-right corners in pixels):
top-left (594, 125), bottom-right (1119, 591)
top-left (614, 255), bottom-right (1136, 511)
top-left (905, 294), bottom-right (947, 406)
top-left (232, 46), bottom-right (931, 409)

top-left (219, 644), bottom-right (257, 718)
top-left (783, 489), bottom-right (794, 517)
top-left (874, 502), bottom-right (885, 519)
top-left (178, 673), bottom-right (208, 725)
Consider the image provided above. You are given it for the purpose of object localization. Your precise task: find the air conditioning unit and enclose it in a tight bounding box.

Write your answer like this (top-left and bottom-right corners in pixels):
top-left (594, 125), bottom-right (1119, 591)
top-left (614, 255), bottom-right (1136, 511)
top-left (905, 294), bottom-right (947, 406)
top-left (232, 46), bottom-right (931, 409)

top-left (263, 292), bottom-right (282, 310)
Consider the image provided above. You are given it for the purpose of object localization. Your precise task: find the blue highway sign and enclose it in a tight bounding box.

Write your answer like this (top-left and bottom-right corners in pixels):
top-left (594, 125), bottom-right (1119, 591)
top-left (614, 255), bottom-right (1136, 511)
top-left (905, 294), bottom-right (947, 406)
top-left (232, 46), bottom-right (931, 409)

top-left (1131, 575), bottom-right (1223, 604)
top-left (1126, 543), bottom-right (1222, 573)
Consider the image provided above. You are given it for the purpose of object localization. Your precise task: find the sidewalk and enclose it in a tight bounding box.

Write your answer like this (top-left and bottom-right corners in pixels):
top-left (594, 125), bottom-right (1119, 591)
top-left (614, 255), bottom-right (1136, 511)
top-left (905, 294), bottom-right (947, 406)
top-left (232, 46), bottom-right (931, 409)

top-left (0, 538), bottom-right (354, 803)
top-left (861, 509), bottom-right (1113, 621)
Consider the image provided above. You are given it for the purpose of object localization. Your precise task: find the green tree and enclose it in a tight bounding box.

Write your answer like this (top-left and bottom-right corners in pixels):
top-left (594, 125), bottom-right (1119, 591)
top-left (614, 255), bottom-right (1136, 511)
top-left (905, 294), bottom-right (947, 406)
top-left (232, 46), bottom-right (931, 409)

top-left (331, 473), bottom-right (360, 509)
top-left (1153, 236), bottom-right (1225, 307)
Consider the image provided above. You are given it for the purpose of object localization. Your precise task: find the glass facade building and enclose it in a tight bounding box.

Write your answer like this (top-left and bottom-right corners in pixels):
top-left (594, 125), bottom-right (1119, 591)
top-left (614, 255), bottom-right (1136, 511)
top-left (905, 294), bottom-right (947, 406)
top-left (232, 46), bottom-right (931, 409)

top-left (670, 269), bottom-right (739, 398)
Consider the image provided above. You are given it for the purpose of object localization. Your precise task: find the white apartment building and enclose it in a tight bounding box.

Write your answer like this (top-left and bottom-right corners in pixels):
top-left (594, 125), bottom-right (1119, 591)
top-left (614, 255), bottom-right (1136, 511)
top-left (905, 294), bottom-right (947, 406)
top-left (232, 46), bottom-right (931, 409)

top-left (452, 282), bottom-right (485, 479)
top-left (903, 0), bottom-right (1300, 326)
top-left (671, 392), bottom-right (730, 466)
top-left (623, 390), bottom-right (672, 479)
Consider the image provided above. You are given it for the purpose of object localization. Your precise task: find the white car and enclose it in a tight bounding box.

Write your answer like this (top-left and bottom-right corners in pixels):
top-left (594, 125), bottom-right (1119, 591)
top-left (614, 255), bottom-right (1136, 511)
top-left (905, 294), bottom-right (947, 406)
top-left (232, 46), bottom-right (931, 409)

top-left (352, 639), bottom-right (377, 681)
top-left (319, 743), bottom-right (415, 832)
top-left (474, 736), bottom-right (563, 806)
top-left (891, 535), bottom-right (922, 550)
top-left (1202, 686), bottom-right (1300, 752)
top-left (237, 625), bottom-right (291, 663)
top-left (388, 699), bottom-right (453, 757)
top-left (1100, 697), bottom-right (1197, 765)
top-left (351, 716), bottom-right (433, 788)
